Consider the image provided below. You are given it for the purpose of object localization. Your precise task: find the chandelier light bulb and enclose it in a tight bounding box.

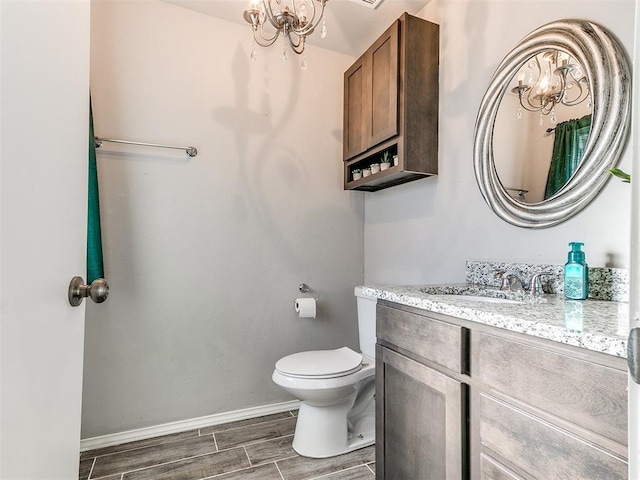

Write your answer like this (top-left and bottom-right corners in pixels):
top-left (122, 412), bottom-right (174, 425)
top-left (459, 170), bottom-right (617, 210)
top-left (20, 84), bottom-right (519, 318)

top-left (538, 71), bottom-right (550, 95)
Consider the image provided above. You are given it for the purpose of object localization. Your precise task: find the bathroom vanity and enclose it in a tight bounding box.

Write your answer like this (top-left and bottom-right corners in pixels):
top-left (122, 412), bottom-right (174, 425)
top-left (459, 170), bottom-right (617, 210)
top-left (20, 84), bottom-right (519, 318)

top-left (369, 285), bottom-right (628, 480)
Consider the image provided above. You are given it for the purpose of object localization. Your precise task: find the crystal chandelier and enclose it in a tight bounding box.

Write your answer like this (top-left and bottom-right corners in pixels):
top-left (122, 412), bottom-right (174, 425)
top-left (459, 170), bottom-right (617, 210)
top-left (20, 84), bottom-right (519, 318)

top-left (511, 50), bottom-right (590, 125)
top-left (243, 0), bottom-right (328, 65)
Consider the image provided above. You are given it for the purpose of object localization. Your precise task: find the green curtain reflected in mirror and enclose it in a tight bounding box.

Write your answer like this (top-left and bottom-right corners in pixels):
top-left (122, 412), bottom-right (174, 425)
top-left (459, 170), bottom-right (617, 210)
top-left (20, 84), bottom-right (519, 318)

top-left (544, 114), bottom-right (592, 200)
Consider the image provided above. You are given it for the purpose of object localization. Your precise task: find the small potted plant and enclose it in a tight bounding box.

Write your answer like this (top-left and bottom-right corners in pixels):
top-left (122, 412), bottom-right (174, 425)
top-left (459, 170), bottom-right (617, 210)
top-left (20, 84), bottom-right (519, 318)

top-left (380, 152), bottom-right (391, 171)
top-left (362, 166), bottom-right (372, 177)
top-left (392, 154), bottom-right (399, 166)
top-left (352, 169), bottom-right (362, 181)
top-left (370, 161), bottom-right (380, 174)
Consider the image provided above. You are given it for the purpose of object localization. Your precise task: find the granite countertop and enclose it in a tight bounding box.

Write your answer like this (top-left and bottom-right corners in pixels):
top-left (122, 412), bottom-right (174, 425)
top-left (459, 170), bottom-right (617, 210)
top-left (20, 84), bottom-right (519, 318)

top-left (363, 284), bottom-right (630, 358)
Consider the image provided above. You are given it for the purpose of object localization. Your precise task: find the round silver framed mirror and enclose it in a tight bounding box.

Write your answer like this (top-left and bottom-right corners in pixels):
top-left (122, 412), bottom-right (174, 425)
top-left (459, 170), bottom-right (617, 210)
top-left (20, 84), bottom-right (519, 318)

top-left (473, 19), bottom-right (631, 228)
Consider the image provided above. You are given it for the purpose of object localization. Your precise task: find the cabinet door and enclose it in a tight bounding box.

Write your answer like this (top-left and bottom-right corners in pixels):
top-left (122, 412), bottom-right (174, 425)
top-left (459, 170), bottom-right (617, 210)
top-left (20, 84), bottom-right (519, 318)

top-left (480, 454), bottom-right (523, 480)
top-left (376, 345), bottom-right (464, 479)
top-left (472, 332), bottom-right (627, 446)
top-left (367, 20), bottom-right (399, 148)
top-left (343, 56), bottom-right (369, 159)
top-left (478, 393), bottom-right (627, 480)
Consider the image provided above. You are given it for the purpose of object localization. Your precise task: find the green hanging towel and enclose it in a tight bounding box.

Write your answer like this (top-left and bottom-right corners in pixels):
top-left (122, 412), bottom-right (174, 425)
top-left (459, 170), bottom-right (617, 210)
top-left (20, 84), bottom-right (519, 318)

top-left (544, 114), bottom-right (592, 200)
top-left (87, 98), bottom-right (104, 283)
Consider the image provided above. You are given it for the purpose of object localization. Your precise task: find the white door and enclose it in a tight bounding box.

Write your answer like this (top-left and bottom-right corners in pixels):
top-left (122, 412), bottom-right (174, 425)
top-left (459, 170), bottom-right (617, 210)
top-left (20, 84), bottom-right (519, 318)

top-left (0, 1), bottom-right (91, 478)
top-left (630, 2), bottom-right (640, 478)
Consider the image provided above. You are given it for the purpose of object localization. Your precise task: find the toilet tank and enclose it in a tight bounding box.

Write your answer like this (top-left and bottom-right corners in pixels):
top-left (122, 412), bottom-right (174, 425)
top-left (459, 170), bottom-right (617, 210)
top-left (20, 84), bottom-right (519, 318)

top-left (354, 286), bottom-right (377, 359)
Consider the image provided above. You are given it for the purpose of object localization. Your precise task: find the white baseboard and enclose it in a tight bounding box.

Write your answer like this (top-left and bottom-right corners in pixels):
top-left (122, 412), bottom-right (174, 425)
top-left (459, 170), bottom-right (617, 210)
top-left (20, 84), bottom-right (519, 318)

top-left (80, 400), bottom-right (300, 452)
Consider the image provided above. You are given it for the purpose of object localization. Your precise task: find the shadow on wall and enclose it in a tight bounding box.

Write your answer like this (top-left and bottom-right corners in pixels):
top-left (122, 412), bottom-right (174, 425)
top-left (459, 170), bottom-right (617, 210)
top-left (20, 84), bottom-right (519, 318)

top-left (211, 45), bottom-right (308, 270)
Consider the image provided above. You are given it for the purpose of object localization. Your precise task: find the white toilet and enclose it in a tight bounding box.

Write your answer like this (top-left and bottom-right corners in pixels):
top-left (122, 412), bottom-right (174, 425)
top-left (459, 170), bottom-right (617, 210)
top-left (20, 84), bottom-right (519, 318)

top-left (272, 287), bottom-right (377, 458)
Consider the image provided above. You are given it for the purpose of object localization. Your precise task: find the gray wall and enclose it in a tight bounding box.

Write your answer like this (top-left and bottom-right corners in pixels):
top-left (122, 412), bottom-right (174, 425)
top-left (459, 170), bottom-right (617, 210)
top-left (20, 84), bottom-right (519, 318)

top-left (83, 0), bottom-right (636, 439)
top-left (364, 0), bottom-right (635, 286)
top-left (82, 1), bottom-right (363, 438)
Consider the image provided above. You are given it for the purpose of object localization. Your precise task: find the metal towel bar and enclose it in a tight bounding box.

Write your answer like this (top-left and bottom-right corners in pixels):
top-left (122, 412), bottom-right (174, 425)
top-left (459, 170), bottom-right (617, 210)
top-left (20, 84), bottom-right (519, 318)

top-left (95, 136), bottom-right (198, 157)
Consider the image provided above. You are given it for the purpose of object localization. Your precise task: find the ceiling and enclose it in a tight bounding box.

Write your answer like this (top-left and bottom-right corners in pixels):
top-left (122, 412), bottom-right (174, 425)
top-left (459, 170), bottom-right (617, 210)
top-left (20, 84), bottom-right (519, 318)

top-left (161, 0), bottom-right (430, 57)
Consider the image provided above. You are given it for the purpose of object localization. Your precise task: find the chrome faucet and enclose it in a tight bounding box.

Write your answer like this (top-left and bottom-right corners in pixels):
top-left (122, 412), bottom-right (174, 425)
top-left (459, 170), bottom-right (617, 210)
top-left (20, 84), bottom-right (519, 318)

top-left (494, 270), bottom-right (525, 293)
top-left (529, 272), bottom-right (553, 296)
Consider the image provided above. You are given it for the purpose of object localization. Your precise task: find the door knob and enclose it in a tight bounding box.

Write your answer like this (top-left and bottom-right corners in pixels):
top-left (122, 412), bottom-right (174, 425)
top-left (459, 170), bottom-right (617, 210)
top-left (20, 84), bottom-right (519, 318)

top-left (68, 276), bottom-right (109, 307)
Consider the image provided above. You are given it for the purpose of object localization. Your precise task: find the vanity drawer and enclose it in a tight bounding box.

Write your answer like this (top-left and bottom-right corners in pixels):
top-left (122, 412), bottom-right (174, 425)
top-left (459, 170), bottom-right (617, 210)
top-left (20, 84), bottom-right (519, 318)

top-left (377, 304), bottom-right (465, 373)
top-left (472, 331), bottom-right (627, 446)
top-left (480, 454), bottom-right (523, 480)
top-left (478, 393), bottom-right (627, 480)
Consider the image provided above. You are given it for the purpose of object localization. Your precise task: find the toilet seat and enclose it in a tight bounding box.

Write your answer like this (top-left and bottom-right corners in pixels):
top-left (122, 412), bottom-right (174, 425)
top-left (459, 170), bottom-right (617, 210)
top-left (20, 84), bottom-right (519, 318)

top-left (275, 347), bottom-right (363, 379)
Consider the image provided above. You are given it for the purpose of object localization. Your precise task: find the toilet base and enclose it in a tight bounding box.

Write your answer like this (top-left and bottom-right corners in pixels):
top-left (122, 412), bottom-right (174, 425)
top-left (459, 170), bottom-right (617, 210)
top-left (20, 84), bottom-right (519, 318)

top-left (291, 386), bottom-right (375, 458)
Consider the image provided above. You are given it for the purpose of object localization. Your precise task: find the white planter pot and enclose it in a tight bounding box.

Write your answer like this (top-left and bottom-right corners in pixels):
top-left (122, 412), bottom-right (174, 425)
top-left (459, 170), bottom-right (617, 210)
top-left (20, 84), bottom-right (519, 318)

top-left (380, 162), bottom-right (391, 171)
top-left (362, 168), bottom-right (372, 177)
top-left (352, 172), bottom-right (362, 181)
top-left (370, 164), bottom-right (380, 174)
top-left (392, 155), bottom-right (399, 166)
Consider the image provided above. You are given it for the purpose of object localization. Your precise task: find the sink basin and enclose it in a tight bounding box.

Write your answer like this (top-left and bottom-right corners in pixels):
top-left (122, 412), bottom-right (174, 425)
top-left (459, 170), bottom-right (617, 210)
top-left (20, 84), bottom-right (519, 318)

top-left (418, 284), bottom-right (547, 304)
top-left (418, 284), bottom-right (541, 304)
top-left (436, 294), bottom-right (522, 304)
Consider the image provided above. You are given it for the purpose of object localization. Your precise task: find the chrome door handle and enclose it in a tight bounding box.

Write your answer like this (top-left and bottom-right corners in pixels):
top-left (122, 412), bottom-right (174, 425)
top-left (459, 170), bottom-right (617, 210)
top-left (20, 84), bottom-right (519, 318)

top-left (68, 276), bottom-right (109, 307)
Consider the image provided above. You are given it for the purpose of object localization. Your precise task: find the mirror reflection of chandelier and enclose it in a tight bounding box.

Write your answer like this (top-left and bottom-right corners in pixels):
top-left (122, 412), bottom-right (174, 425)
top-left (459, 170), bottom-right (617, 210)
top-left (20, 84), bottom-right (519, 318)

top-left (243, 0), bottom-right (328, 66)
top-left (511, 50), bottom-right (590, 124)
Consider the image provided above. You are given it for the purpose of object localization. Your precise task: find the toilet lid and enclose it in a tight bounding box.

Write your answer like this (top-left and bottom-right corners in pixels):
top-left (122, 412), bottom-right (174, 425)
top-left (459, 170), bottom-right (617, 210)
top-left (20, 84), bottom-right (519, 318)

top-left (275, 347), bottom-right (363, 377)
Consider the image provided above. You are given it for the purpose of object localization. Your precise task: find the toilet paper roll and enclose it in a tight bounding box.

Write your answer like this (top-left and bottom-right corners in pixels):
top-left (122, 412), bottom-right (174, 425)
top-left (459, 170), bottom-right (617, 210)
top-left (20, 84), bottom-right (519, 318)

top-left (295, 297), bottom-right (317, 319)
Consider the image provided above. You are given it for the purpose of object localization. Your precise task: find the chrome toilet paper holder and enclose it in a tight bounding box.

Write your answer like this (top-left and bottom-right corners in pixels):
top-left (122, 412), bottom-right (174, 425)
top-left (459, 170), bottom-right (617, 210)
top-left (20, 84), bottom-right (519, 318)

top-left (299, 283), bottom-right (320, 300)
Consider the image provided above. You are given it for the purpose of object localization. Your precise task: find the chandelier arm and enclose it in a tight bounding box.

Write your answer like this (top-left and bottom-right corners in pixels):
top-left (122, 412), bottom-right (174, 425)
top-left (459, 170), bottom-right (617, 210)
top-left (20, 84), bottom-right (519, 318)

top-left (292, 0), bottom-right (316, 26)
top-left (290, 35), bottom-right (305, 54)
top-left (516, 88), bottom-right (547, 113)
top-left (253, 25), bottom-right (280, 47)
top-left (519, 55), bottom-right (545, 111)
top-left (563, 85), bottom-right (590, 106)
top-left (562, 75), bottom-right (590, 106)
top-left (523, 86), bottom-right (545, 112)
top-left (262, 0), bottom-right (280, 29)
top-left (284, 30), bottom-right (304, 53)
top-left (293, 1), bottom-right (326, 36)
top-left (541, 101), bottom-right (555, 115)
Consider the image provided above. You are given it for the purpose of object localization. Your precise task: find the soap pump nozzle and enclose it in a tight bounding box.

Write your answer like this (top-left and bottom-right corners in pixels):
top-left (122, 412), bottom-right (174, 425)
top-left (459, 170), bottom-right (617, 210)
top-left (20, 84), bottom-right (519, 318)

top-left (567, 242), bottom-right (585, 263)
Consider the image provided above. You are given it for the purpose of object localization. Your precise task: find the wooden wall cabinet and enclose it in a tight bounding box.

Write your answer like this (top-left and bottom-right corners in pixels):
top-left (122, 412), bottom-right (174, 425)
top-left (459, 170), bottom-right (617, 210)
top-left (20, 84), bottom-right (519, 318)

top-left (375, 301), bottom-right (628, 480)
top-left (343, 14), bottom-right (439, 192)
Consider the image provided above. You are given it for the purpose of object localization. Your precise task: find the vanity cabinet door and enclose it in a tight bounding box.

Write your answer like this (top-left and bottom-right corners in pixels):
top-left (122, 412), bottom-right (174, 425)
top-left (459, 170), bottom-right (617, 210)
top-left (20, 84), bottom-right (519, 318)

top-left (478, 393), bottom-right (627, 480)
top-left (479, 454), bottom-right (524, 480)
top-left (376, 345), bottom-right (465, 480)
top-left (472, 331), bottom-right (628, 480)
top-left (472, 332), bottom-right (627, 445)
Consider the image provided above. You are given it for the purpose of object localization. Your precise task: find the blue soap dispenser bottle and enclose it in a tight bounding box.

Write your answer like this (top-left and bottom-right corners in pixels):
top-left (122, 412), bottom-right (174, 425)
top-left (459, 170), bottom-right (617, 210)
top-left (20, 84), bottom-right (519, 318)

top-left (564, 242), bottom-right (588, 300)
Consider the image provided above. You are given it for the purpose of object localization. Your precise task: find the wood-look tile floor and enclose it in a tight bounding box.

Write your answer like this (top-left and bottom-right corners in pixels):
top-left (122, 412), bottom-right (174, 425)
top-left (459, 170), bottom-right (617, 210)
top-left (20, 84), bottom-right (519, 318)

top-left (79, 411), bottom-right (375, 480)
